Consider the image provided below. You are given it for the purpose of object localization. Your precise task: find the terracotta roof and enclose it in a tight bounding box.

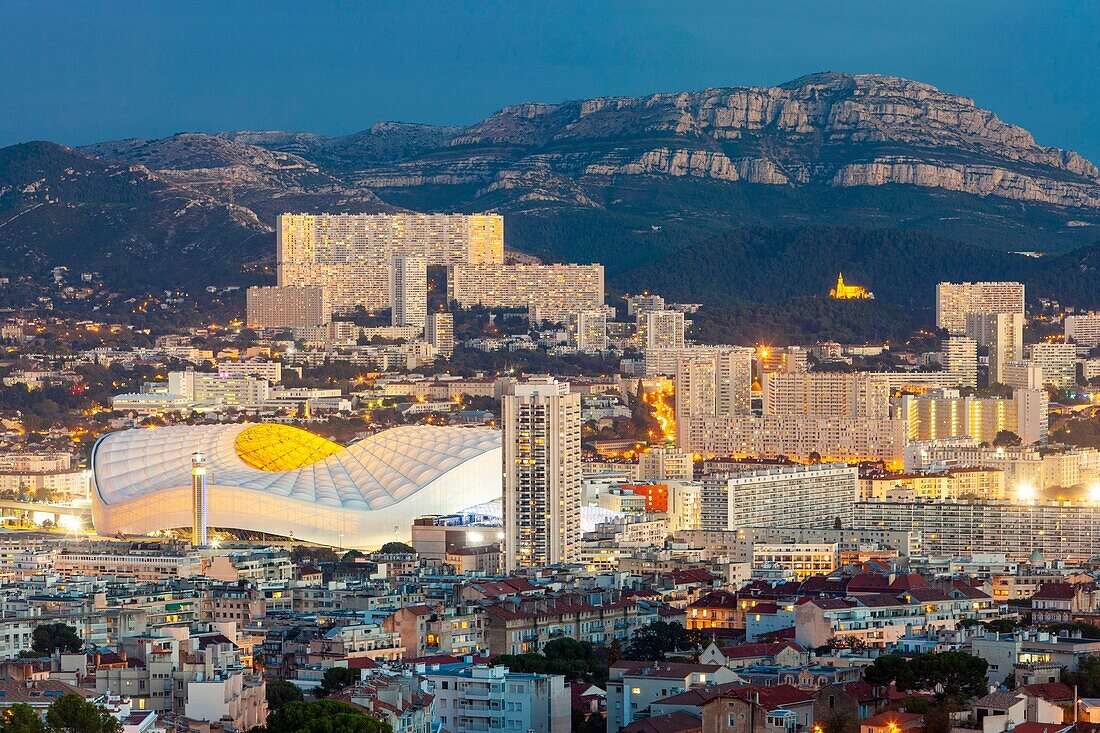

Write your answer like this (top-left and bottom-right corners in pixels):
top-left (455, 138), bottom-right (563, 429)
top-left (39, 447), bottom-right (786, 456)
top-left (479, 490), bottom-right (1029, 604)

top-left (796, 596), bottom-right (853, 610)
top-left (0, 680), bottom-right (93, 703)
top-left (854, 594), bottom-right (904, 608)
top-left (346, 656), bottom-right (379, 670)
top-left (839, 680), bottom-right (882, 702)
top-left (1033, 583), bottom-right (1077, 600)
top-left (718, 684), bottom-right (814, 710)
top-left (665, 568), bottom-right (718, 585)
top-left (974, 692), bottom-right (1025, 710)
top-left (1007, 724), bottom-right (1072, 733)
top-left (654, 683), bottom-right (744, 707)
top-left (718, 641), bottom-right (805, 660)
top-left (1017, 682), bottom-right (1075, 701)
top-left (688, 590), bottom-right (740, 610)
top-left (622, 711), bottom-right (702, 733)
top-left (846, 574), bottom-right (891, 593)
top-left (888, 574), bottom-right (930, 591)
top-left (904, 588), bottom-right (950, 603)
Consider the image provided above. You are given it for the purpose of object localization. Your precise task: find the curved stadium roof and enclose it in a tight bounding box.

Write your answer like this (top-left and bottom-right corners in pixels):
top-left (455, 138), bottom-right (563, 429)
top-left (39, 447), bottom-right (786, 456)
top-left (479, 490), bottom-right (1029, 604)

top-left (91, 423), bottom-right (502, 548)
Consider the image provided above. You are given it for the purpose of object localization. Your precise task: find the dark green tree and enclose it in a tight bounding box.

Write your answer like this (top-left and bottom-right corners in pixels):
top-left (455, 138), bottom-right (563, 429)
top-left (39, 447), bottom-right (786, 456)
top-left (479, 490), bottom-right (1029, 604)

top-left (31, 623), bottom-right (83, 655)
top-left (45, 693), bottom-right (122, 733)
top-left (1064, 656), bottom-right (1100, 697)
top-left (863, 654), bottom-right (911, 688)
top-left (265, 700), bottom-right (391, 733)
top-left (871, 652), bottom-right (988, 699)
top-left (379, 542), bottom-right (415, 555)
top-left (820, 709), bottom-right (856, 733)
top-left (622, 621), bottom-right (709, 662)
top-left (314, 666), bottom-right (358, 697)
top-left (993, 430), bottom-right (1022, 447)
top-left (3, 703), bottom-right (47, 733)
top-left (265, 680), bottom-right (304, 712)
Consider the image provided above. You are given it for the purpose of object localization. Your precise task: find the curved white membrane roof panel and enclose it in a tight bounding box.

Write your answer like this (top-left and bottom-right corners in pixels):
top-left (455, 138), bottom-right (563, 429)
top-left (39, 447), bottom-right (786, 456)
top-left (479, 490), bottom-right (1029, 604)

top-left (91, 424), bottom-right (502, 548)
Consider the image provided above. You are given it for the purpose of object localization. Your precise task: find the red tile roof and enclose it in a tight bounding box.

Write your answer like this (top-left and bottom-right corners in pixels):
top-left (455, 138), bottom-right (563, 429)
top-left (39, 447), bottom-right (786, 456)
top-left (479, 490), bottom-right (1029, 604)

top-left (622, 711), bottom-right (702, 733)
top-left (1017, 682), bottom-right (1075, 701)
top-left (1033, 583), bottom-right (1077, 600)
top-left (688, 590), bottom-right (740, 610)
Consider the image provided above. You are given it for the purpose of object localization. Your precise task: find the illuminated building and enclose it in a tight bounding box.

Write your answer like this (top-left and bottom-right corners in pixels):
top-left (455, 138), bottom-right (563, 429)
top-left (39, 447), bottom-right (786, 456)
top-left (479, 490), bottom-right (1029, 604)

top-left (899, 388), bottom-right (1047, 445)
top-left (425, 311), bottom-right (455, 358)
top-left (829, 273), bottom-right (874, 300)
top-left (447, 263), bottom-right (604, 323)
top-left (701, 463), bottom-right (858, 532)
top-left (191, 453), bottom-right (207, 548)
top-left (762, 372), bottom-right (891, 419)
top-left (1026, 342), bottom-right (1078, 388)
top-left (941, 336), bottom-right (978, 388)
top-left (903, 439), bottom-right (1098, 489)
top-left (246, 285), bottom-right (329, 329)
top-left (641, 310), bottom-right (686, 350)
top-left (1001, 360), bottom-right (1043, 390)
top-left (681, 414), bottom-right (906, 463)
top-left (502, 377), bottom-right (582, 571)
top-left (389, 255), bottom-right (427, 329)
top-left (638, 446), bottom-right (693, 481)
top-left (853, 499), bottom-right (1100, 562)
top-left (1066, 313), bottom-right (1100, 348)
top-left (936, 281), bottom-right (1025, 334)
top-left (625, 293), bottom-right (666, 316)
top-left (278, 212), bottom-right (503, 312)
top-left (861, 467), bottom-right (1005, 501)
top-left (752, 543), bottom-right (839, 581)
top-left (965, 312), bottom-right (1024, 385)
top-left (617, 483), bottom-right (669, 512)
top-left (673, 348), bottom-right (754, 447)
top-left (567, 310), bottom-right (609, 351)
top-left (91, 423), bottom-right (502, 548)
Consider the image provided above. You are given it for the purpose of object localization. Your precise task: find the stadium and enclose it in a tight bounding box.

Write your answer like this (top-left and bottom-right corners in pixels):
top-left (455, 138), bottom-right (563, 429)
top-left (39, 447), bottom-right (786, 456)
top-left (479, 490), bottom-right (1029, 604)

top-left (90, 423), bottom-right (502, 549)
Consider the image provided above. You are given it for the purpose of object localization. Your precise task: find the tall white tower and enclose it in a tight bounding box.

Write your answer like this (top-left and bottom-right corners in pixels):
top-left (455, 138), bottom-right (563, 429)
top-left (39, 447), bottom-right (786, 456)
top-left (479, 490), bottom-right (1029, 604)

top-left (502, 377), bottom-right (581, 572)
top-left (191, 452), bottom-right (208, 548)
top-left (389, 255), bottom-right (428, 329)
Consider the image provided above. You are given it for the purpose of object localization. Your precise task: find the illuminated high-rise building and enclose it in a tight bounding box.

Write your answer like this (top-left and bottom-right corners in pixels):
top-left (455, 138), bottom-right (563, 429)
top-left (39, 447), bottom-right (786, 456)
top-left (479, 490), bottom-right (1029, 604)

top-left (965, 312), bottom-right (1024, 385)
top-left (1027, 342), bottom-right (1078, 388)
top-left (277, 213), bottom-right (503, 312)
top-left (246, 286), bottom-right (329, 329)
top-left (191, 452), bottom-right (208, 548)
top-left (447, 263), bottom-right (604, 323)
top-left (673, 348), bottom-right (754, 447)
top-left (502, 377), bottom-right (581, 571)
top-left (937, 281), bottom-right (1025, 334)
top-left (389, 255), bottom-right (427, 329)
top-left (425, 312), bottom-right (455, 358)
top-left (642, 310), bottom-right (686, 350)
top-left (1066, 314), bottom-right (1100, 348)
top-left (567, 310), bottom-right (609, 352)
top-left (941, 336), bottom-right (978, 388)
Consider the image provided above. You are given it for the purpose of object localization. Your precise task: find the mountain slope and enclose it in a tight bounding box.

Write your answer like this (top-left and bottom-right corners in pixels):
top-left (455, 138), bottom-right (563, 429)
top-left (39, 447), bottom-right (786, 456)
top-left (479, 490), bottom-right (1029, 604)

top-left (0, 141), bottom-right (270, 287)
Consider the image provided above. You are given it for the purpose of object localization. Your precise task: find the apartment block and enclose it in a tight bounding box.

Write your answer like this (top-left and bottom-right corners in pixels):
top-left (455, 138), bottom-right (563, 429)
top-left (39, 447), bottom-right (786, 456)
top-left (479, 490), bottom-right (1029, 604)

top-left (246, 286), bottom-right (329, 329)
top-left (425, 665), bottom-right (569, 733)
top-left (390, 255), bottom-right (428, 329)
top-left (425, 311), bottom-right (455, 358)
top-left (937, 281), bottom-right (1025, 334)
top-left (700, 463), bottom-right (858, 532)
top-left (278, 213), bottom-right (503, 312)
top-left (448, 263), bottom-right (605, 323)
top-left (1027, 342), bottom-right (1078, 388)
top-left (1066, 314), bottom-right (1100, 348)
top-left (642, 310), bottom-right (686, 350)
top-left (568, 310), bottom-right (609, 352)
top-left (762, 372), bottom-right (891, 419)
top-left (966, 312), bottom-right (1024, 385)
top-left (941, 336), bottom-right (978, 388)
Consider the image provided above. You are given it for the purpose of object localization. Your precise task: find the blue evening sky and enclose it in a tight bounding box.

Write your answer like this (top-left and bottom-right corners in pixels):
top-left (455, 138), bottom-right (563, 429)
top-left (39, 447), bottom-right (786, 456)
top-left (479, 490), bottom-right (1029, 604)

top-left (2, 1), bottom-right (1098, 161)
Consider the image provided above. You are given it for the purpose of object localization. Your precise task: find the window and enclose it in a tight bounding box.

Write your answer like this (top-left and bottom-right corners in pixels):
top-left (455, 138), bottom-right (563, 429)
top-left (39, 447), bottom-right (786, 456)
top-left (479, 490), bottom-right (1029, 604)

top-left (631, 687), bottom-right (641, 695)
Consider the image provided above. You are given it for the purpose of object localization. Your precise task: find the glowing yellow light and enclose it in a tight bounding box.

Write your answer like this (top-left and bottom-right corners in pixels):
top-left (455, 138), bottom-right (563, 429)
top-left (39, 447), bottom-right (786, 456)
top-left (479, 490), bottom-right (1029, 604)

top-left (1016, 482), bottom-right (1036, 502)
top-left (234, 424), bottom-right (344, 471)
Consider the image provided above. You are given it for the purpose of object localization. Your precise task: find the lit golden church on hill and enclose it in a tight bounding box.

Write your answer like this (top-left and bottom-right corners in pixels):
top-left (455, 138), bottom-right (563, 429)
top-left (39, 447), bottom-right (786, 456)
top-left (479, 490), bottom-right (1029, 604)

top-left (830, 273), bottom-right (874, 300)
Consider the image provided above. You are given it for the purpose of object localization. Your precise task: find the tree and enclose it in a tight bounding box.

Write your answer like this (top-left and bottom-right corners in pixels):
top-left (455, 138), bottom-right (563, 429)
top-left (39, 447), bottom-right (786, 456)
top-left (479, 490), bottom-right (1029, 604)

top-left (867, 652), bottom-right (987, 699)
top-left (1064, 656), bottom-right (1100, 697)
top-left (45, 693), bottom-right (122, 733)
top-left (863, 653), bottom-right (912, 688)
top-left (314, 666), bottom-right (358, 697)
top-left (494, 637), bottom-right (609, 687)
top-left (265, 680), bottom-right (304, 712)
top-left (341, 549), bottom-right (366, 563)
top-left (622, 621), bottom-right (708, 662)
top-left (3, 703), bottom-right (47, 733)
top-left (379, 542), bottom-right (415, 555)
top-left (32, 623), bottom-right (83, 655)
top-left (993, 430), bottom-right (1022, 447)
top-left (265, 700), bottom-right (391, 733)
top-left (820, 709), bottom-right (855, 733)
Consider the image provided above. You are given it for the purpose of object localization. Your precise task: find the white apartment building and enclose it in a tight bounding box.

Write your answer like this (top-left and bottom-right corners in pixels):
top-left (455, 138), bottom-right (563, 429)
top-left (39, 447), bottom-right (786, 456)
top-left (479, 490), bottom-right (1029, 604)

top-left (390, 255), bottom-right (428, 329)
top-left (899, 388), bottom-right (1047, 445)
top-left (215, 360), bottom-right (282, 384)
top-left (681, 414), bottom-right (907, 463)
top-left (966, 312), bottom-right (1024, 385)
top-left (673, 347), bottom-right (754, 447)
top-left (1027, 342), bottom-right (1078, 388)
top-left (1066, 314), bottom-right (1100, 347)
top-left (625, 293), bottom-right (666, 316)
top-left (853, 499), bottom-right (1100, 562)
top-left (941, 336), bottom-right (978, 388)
top-left (425, 311), bottom-right (455, 358)
top-left (1001, 360), bottom-right (1044, 390)
top-left (168, 371), bottom-right (271, 408)
top-left (700, 463), bottom-right (858, 532)
top-left (903, 439), bottom-right (1099, 490)
top-left (246, 286), bottom-right (329, 329)
top-left (425, 665), bottom-right (570, 733)
top-left (447, 263), bottom-right (605, 323)
top-left (54, 550), bottom-right (204, 579)
top-left (637, 446), bottom-right (693, 481)
top-left (762, 372), bottom-right (891, 419)
top-left (642, 310), bottom-right (686, 350)
top-left (278, 212), bottom-right (503, 312)
top-left (502, 378), bottom-right (582, 571)
top-left (568, 310), bottom-right (609, 352)
top-left (752, 543), bottom-right (839, 581)
top-left (937, 281), bottom-right (1025, 334)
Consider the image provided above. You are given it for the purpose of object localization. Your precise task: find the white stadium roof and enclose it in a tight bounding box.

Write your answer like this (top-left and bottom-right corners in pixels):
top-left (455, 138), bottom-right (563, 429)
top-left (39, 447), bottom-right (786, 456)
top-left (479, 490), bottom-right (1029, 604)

top-left (91, 423), bottom-right (502, 549)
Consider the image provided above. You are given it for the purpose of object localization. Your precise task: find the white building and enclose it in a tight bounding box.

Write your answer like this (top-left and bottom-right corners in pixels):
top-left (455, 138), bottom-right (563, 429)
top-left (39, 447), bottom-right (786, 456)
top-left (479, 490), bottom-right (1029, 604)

top-left (762, 372), bottom-right (891, 419)
top-left (638, 446), bottom-right (694, 481)
top-left (966, 312), bottom-right (1024, 386)
top-left (941, 336), bottom-right (978, 388)
top-left (448, 263), bottom-right (605, 324)
top-left (937, 281), bottom-right (1025, 334)
top-left (568, 310), bottom-right (609, 352)
top-left (1027, 342), bottom-right (1078, 388)
top-left (673, 347), bottom-right (754, 447)
top-left (425, 311), bottom-right (455, 358)
top-left (390, 255), bottom-right (428, 329)
top-left (642, 310), bottom-right (686, 350)
top-left (425, 665), bottom-right (570, 733)
top-left (246, 285), bottom-right (329, 329)
top-left (700, 463), bottom-right (858, 532)
top-left (1066, 314), bottom-right (1100, 347)
top-left (502, 377), bottom-right (582, 571)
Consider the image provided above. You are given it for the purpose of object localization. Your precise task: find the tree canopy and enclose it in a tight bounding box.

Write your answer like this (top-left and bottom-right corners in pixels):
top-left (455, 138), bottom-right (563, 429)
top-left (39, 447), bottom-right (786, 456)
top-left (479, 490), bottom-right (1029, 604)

top-left (622, 621), bottom-right (710, 662)
top-left (493, 637), bottom-right (609, 687)
top-left (44, 694), bottom-right (122, 733)
top-left (32, 623), bottom-right (83, 655)
top-left (263, 700), bottom-right (391, 733)
top-left (864, 652), bottom-right (988, 699)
